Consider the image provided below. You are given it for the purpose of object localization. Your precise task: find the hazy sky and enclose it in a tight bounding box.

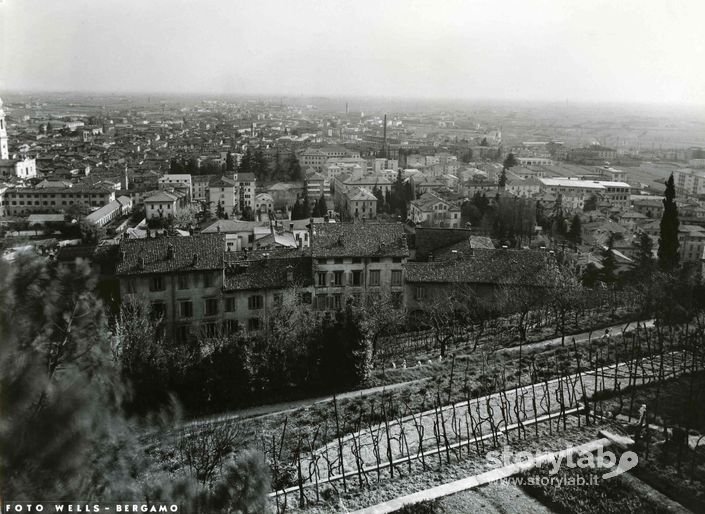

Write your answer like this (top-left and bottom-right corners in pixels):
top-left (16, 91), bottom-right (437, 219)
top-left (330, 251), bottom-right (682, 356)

top-left (1, 0), bottom-right (704, 105)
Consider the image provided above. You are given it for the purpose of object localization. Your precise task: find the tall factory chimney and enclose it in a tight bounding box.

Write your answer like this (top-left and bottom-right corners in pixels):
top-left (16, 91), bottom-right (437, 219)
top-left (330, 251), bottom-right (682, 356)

top-left (383, 114), bottom-right (387, 157)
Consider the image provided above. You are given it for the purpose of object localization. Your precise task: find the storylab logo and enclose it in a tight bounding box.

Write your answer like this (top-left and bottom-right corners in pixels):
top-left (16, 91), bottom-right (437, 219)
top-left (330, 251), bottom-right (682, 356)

top-left (486, 445), bottom-right (638, 480)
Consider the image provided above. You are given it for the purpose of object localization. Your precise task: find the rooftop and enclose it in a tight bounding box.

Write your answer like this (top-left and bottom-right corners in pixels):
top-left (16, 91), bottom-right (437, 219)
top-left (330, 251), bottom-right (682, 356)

top-left (405, 249), bottom-right (554, 286)
top-left (116, 234), bottom-right (225, 275)
top-left (311, 223), bottom-right (408, 258)
top-left (223, 256), bottom-right (313, 291)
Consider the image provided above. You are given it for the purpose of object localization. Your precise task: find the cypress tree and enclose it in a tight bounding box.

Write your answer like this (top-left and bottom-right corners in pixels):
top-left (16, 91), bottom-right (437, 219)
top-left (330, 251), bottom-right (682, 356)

top-left (658, 173), bottom-right (680, 271)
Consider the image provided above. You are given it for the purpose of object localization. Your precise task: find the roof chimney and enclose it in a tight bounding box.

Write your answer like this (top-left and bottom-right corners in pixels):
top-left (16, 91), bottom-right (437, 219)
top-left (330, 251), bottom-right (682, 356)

top-left (192, 253), bottom-right (199, 266)
top-left (166, 243), bottom-right (174, 260)
top-left (138, 256), bottom-right (145, 270)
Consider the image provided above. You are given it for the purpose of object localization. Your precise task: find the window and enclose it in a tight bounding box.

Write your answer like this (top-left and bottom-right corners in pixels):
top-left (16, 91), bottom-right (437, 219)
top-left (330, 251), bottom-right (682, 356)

top-left (351, 270), bottom-right (362, 286)
top-left (316, 294), bottom-right (328, 311)
top-left (224, 319), bottom-right (239, 334)
top-left (248, 318), bottom-right (261, 331)
top-left (176, 325), bottom-right (190, 344)
top-left (391, 292), bottom-right (403, 308)
top-left (180, 300), bottom-right (193, 318)
top-left (415, 286), bottom-right (426, 300)
top-left (370, 257), bottom-right (380, 263)
top-left (318, 258), bottom-right (327, 265)
top-left (317, 272), bottom-right (327, 286)
top-left (203, 272), bottom-right (213, 288)
top-left (204, 298), bottom-right (218, 316)
top-left (273, 293), bottom-right (283, 307)
top-left (391, 270), bottom-right (402, 286)
top-left (352, 257), bottom-right (362, 264)
top-left (334, 257), bottom-right (344, 264)
top-left (248, 295), bottom-right (263, 310)
top-left (299, 291), bottom-right (313, 304)
top-left (225, 297), bottom-right (236, 312)
top-left (150, 276), bottom-right (164, 292)
top-left (393, 257), bottom-right (402, 263)
top-left (369, 270), bottom-right (381, 286)
top-left (177, 274), bottom-right (189, 290)
top-left (202, 322), bottom-right (218, 338)
top-left (333, 271), bottom-right (344, 286)
top-left (151, 301), bottom-right (166, 320)
top-left (333, 293), bottom-right (342, 310)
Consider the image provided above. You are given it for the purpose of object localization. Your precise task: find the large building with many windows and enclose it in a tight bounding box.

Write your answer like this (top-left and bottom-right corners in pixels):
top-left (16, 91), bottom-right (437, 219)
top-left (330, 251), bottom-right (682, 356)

top-left (310, 223), bottom-right (408, 311)
top-left (4, 185), bottom-right (116, 216)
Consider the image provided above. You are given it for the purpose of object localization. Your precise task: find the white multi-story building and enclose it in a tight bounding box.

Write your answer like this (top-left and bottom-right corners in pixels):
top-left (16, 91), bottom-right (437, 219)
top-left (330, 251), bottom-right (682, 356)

top-left (236, 172), bottom-right (256, 213)
top-left (538, 178), bottom-right (630, 210)
top-left (158, 174), bottom-right (193, 200)
top-left (673, 169), bottom-right (705, 197)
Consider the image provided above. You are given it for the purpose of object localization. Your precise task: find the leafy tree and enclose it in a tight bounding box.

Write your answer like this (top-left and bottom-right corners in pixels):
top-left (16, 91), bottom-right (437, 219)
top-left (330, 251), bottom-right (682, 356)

top-left (567, 214), bottom-right (582, 244)
top-left (0, 256), bottom-right (269, 510)
top-left (173, 205), bottom-right (199, 229)
top-left (273, 150), bottom-right (286, 180)
top-left (498, 167), bottom-right (507, 188)
top-left (480, 137), bottom-right (489, 146)
top-left (216, 202), bottom-right (226, 220)
top-left (658, 173), bottom-right (680, 272)
top-left (225, 151), bottom-right (235, 172)
top-left (187, 157), bottom-right (200, 174)
top-left (80, 220), bottom-right (107, 243)
top-left (502, 152), bottom-right (518, 170)
top-left (241, 206), bottom-right (254, 222)
top-left (600, 233), bottom-right (618, 284)
top-left (253, 147), bottom-right (268, 182)
top-left (286, 151), bottom-right (302, 181)
top-left (460, 148), bottom-right (473, 163)
top-left (632, 232), bottom-right (655, 276)
top-left (372, 186), bottom-right (385, 213)
top-left (238, 147), bottom-right (253, 175)
top-left (315, 192), bottom-right (328, 217)
top-left (319, 304), bottom-right (371, 387)
top-left (583, 194), bottom-right (598, 212)
top-left (170, 158), bottom-right (185, 173)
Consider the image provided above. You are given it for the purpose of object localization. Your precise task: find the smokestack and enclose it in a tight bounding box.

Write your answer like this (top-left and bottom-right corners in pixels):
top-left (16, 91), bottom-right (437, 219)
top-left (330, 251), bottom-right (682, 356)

top-left (383, 114), bottom-right (387, 154)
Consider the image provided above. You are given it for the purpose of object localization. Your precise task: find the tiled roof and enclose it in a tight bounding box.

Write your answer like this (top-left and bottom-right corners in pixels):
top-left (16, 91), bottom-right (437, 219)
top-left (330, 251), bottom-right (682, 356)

top-left (223, 256), bottom-right (313, 291)
top-left (55, 245), bottom-right (96, 262)
top-left (405, 249), bottom-right (554, 286)
top-left (236, 172), bottom-right (256, 182)
top-left (312, 223), bottom-right (408, 258)
top-left (432, 236), bottom-right (495, 260)
top-left (144, 191), bottom-right (179, 203)
top-left (209, 176), bottom-right (236, 187)
top-left (346, 187), bottom-right (376, 201)
top-left (116, 234), bottom-right (225, 275)
top-left (202, 219), bottom-right (268, 233)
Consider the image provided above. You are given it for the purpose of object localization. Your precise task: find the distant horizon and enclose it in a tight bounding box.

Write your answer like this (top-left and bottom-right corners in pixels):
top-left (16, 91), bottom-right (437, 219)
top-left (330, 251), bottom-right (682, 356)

top-left (4, 88), bottom-right (705, 112)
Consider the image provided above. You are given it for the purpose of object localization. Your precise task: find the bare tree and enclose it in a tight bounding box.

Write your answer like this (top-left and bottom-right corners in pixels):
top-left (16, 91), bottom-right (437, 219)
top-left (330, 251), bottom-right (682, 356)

top-left (177, 423), bottom-right (246, 485)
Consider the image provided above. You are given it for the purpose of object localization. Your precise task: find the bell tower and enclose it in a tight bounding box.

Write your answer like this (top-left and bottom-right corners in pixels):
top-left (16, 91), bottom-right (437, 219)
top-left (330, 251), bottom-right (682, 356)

top-left (0, 97), bottom-right (8, 160)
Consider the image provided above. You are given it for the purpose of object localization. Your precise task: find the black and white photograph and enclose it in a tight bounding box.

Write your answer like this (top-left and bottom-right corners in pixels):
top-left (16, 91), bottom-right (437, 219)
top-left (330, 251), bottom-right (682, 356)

top-left (1, 0), bottom-right (705, 512)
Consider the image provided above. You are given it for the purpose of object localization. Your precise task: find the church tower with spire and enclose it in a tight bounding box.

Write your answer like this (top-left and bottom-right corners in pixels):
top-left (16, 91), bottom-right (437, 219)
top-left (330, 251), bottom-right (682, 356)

top-left (0, 97), bottom-right (9, 160)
